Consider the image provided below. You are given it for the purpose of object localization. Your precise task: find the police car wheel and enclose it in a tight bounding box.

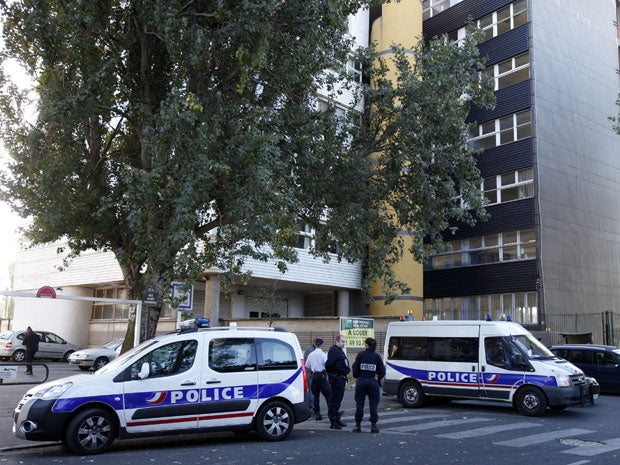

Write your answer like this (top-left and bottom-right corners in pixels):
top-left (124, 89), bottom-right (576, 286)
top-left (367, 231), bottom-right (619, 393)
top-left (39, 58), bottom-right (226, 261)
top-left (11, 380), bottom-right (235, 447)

top-left (399, 380), bottom-right (425, 408)
top-left (255, 401), bottom-right (294, 441)
top-left (63, 351), bottom-right (75, 362)
top-left (515, 386), bottom-right (547, 417)
top-left (64, 408), bottom-right (116, 455)
top-left (94, 357), bottom-right (109, 370)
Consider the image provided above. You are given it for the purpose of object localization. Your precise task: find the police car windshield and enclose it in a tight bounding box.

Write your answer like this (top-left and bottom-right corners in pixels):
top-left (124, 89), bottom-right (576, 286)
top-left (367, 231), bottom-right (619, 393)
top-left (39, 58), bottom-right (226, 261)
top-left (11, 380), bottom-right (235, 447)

top-left (509, 334), bottom-right (556, 360)
top-left (94, 340), bottom-right (158, 375)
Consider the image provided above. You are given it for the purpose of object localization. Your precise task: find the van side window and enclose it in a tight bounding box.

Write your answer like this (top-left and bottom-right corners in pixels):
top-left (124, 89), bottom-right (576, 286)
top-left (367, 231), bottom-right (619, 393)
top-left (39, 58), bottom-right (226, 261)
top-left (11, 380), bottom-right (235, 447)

top-left (257, 338), bottom-right (297, 370)
top-left (209, 338), bottom-right (257, 372)
top-left (388, 337), bottom-right (427, 360)
top-left (387, 337), bottom-right (478, 362)
top-left (428, 337), bottom-right (479, 363)
top-left (130, 340), bottom-right (198, 379)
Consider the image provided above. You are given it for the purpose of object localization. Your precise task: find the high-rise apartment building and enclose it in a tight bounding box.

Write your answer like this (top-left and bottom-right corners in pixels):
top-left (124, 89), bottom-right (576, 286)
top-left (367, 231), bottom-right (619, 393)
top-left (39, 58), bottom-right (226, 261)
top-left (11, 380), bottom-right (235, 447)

top-left (420, 0), bottom-right (620, 339)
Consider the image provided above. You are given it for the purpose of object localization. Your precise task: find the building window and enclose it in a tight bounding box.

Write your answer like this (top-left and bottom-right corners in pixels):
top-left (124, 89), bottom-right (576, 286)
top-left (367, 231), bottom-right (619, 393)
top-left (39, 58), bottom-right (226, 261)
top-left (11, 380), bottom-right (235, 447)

top-left (478, 0), bottom-right (528, 41)
top-left (483, 167), bottom-right (534, 205)
top-left (91, 286), bottom-right (176, 320)
top-left (422, 0), bottom-right (464, 20)
top-left (484, 52), bottom-right (530, 90)
top-left (469, 110), bottom-right (532, 151)
top-left (425, 229), bottom-right (536, 270)
top-left (91, 287), bottom-right (130, 320)
top-left (424, 291), bottom-right (538, 324)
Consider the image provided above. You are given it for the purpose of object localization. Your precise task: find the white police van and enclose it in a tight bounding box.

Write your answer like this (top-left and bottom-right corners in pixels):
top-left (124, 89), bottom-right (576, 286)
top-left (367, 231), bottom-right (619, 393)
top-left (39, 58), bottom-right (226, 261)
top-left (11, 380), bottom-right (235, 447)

top-left (383, 320), bottom-right (593, 416)
top-left (13, 321), bottom-right (310, 454)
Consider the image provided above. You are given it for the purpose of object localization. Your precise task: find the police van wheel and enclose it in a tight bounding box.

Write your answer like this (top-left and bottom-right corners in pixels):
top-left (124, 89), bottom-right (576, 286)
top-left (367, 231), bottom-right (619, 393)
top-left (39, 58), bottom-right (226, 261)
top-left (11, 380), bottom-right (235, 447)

top-left (255, 401), bottom-right (294, 441)
top-left (515, 386), bottom-right (547, 417)
top-left (64, 408), bottom-right (116, 455)
top-left (399, 380), bottom-right (425, 408)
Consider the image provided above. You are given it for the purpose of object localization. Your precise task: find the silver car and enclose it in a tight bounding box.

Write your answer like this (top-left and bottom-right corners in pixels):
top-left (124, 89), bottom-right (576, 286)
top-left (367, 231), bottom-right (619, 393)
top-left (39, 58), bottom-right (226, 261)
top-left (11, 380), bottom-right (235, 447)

top-left (0, 329), bottom-right (80, 362)
top-left (68, 338), bottom-right (124, 371)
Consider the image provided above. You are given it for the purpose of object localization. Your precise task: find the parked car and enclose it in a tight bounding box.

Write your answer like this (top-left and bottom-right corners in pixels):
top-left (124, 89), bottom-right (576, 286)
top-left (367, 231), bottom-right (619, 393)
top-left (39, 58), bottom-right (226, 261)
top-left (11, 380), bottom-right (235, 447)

top-left (550, 344), bottom-right (620, 394)
top-left (68, 338), bottom-right (124, 371)
top-left (0, 329), bottom-right (80, 362)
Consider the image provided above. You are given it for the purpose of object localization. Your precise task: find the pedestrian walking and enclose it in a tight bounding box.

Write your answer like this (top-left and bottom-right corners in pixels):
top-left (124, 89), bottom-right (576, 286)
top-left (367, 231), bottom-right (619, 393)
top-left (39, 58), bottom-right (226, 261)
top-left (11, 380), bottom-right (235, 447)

top-left (22, 327), bottom-right (40, 375)
top-left (305, 338), bottom-right (331, 420)
top-left (325, 334), bottom-right (349, 429)
top-left (352, 337), bottom-right (386, 433)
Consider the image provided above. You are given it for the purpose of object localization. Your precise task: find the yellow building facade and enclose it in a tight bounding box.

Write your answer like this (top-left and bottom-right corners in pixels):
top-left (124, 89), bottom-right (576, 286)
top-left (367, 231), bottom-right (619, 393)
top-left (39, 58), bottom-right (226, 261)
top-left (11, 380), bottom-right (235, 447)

top-left (368, 1), bottom-right (424, 318)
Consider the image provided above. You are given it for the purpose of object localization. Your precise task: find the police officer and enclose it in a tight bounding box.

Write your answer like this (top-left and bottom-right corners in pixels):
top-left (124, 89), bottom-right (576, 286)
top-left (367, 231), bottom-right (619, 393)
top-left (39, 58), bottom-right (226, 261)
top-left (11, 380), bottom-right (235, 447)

top-left (325, 334), bottom-right (349, 429)
top-left (352, 337), bottom-right (386, 433)
top-left (305, 338), bottom-right (331, 420)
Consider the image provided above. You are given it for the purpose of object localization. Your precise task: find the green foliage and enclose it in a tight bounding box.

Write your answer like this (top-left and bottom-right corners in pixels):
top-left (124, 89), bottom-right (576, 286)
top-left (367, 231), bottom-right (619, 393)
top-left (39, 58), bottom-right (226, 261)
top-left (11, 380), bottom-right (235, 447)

top-left (0, 1), bottom-right (493, 339)
top-left (611, 93), bottom-right (620, 135)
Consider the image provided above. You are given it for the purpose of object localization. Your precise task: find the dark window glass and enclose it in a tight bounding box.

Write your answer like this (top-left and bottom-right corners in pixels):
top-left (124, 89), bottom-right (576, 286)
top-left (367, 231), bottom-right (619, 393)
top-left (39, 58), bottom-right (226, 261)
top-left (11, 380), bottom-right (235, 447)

top-left (428, 337), bottom-right (479, 363)
top-left (209, 338), bottom-right (256, 373)
top-left (130, 340), bottom-right (198, 379)
top-left (567, 349), bottom-right (595, 365)
top-left (257, 338), bottom-right (297, 370)
top-left (388, 337), bottom-right (428, 360)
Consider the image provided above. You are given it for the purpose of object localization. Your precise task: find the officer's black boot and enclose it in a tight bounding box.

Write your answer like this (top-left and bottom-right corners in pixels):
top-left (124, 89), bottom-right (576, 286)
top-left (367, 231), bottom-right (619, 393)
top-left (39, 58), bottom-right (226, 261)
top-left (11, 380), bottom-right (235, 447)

top-left (370, 423), bottom-right (379, 433)
top-left (352, 422), bottom-right (361, 433)
top-left (330, 422), bottom-right (343, 430)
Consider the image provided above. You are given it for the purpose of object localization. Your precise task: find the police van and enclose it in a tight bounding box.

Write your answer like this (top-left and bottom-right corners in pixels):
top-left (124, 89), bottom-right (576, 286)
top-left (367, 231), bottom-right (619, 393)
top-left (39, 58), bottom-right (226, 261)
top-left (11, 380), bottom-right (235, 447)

top-left (13, 321), bottom-right (310, 454)
top-left (383, 320), bottom-right (593, 416)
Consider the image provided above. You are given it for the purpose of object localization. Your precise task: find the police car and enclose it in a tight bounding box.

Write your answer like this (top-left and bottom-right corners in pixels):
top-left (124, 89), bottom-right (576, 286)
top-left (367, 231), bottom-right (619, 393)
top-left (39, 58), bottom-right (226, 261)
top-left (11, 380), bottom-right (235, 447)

top-left (13, 320), bottom-right (310, 454)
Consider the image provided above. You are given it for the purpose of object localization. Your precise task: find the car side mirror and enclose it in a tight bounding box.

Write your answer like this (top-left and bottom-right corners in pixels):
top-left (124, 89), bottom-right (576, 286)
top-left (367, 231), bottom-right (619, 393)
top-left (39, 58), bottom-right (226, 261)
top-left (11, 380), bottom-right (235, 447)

top-left (138, 362), bottom-right (150, 379)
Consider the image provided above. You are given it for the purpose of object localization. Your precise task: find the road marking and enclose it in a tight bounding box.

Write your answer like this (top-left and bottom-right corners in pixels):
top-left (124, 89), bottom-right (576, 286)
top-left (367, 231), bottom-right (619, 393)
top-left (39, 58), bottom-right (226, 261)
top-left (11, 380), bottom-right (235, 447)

top-left (437, 422), bottom-right (540, 439)
top-left (387, 417), bottom-right (492, 432)
top-left (494, 429), bottom-right (595, 447)
top-left (562, 438), bottom-right (620, 456)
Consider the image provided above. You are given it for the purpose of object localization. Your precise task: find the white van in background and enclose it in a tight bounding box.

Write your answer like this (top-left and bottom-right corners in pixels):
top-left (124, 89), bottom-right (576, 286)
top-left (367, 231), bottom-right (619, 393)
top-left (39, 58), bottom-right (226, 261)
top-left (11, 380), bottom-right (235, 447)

top-left (383, 320), bottom-right (594, 416)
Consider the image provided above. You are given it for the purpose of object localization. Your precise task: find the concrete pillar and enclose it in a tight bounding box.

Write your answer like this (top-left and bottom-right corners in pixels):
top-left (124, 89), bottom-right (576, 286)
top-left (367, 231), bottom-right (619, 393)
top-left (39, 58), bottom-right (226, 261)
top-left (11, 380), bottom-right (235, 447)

top-left (203, 275), bottom-right (220, 325)
top-left (337, 290), bottom-right (350, 317)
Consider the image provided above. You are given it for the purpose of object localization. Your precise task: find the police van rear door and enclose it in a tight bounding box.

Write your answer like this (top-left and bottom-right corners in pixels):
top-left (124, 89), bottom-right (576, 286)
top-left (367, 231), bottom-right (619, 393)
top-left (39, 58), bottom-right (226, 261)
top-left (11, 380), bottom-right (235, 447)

top-left (121, 333), bottom-right (202, 434)
top-left (197, 336), bottom-right (259, 428)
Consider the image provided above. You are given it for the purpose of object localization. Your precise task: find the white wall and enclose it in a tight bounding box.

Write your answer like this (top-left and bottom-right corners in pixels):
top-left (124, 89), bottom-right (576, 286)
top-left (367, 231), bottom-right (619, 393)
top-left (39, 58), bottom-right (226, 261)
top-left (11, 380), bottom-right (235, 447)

top-left (12, 285), bottom-right (93, 349)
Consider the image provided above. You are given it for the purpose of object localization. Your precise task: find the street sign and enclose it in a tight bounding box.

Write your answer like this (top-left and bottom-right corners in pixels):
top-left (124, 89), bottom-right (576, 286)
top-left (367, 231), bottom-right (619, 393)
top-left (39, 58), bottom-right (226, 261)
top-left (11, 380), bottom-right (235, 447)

top-left (143, 289), bottom-right (158, 306)
top-left (172, 282), bottom-right (193, 310)
top-left (36, 286), bottom-right (56, 299)
top-left (339, 317), bottom-right (375, 349)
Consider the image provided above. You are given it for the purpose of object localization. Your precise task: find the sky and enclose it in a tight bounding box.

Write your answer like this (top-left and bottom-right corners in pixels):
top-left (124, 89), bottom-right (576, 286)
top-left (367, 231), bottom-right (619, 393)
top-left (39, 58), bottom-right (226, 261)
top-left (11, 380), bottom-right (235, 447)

top-left (0, 51), bottom-right (33, 291)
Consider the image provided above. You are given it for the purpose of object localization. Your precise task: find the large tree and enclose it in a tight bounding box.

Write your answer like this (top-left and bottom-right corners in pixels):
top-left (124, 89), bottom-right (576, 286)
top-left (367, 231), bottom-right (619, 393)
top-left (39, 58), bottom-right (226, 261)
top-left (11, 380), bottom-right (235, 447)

top-left (0, 1), bottom-right (493, 345)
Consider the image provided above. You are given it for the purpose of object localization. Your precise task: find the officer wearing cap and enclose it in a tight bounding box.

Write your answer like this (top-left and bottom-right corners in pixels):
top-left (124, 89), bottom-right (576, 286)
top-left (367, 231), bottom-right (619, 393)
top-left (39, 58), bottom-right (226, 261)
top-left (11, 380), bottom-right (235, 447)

top-left (305, 338), bottom-right (331, 420)
top-left (352, 337), bottom-right (386, 433)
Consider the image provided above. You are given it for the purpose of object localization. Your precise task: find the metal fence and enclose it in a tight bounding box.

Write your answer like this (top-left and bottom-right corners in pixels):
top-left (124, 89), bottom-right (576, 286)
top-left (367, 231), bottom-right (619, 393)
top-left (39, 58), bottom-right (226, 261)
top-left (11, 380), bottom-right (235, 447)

top-left (540, 311), bottom-right (617, 347)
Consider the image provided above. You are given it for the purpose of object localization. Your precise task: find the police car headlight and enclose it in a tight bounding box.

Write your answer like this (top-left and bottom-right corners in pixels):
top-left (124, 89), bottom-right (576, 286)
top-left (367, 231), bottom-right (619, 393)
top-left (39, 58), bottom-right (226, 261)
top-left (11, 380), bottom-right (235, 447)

top-left (556, 375), bottom-right (571, 387)
top-left (34, 382), bottom-right (73, 400)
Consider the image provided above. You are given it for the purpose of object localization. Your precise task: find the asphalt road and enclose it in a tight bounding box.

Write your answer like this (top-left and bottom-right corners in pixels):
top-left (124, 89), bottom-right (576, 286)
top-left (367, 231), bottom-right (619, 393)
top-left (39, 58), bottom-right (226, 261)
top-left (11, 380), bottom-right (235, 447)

top-left (2, 361), bottom-right (620, 465)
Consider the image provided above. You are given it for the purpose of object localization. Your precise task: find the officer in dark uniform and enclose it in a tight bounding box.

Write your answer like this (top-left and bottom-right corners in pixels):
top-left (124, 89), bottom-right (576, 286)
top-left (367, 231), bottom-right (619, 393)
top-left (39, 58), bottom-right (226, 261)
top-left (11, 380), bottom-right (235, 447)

top-left (352, 337), bottom-right (386, 433)
top-left (325, 334), bottom-right (349, 429)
